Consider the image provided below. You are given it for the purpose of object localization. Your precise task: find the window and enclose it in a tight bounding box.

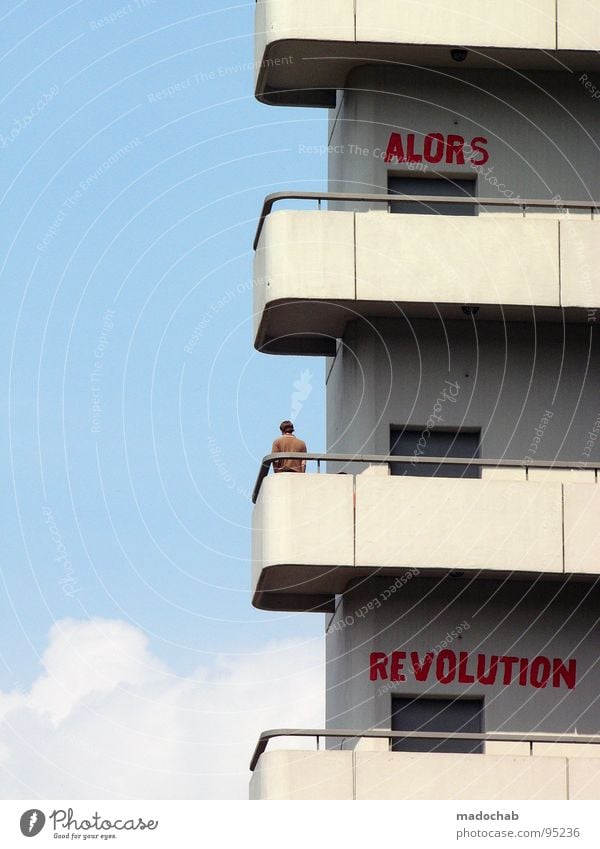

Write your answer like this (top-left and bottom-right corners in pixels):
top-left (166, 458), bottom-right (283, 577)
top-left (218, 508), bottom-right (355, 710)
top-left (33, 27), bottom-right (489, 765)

top-left (389, 175), bottom-right (477, 216)
top-left (390, 428), bottom-right (481, 478)
top-left (391, 696), bottom-right (484, 754)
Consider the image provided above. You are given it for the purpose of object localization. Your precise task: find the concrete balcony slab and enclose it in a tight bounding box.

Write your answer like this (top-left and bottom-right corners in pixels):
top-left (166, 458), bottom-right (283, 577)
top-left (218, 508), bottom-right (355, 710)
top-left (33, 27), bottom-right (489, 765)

top-left (254, 210), bottom-right (600, 356)
top-left (250, 748), bottom-right (581, 799)
top-left (255, 1), bottom-right (600, 106)
top-left (252, 471), bottom-right (600, 611)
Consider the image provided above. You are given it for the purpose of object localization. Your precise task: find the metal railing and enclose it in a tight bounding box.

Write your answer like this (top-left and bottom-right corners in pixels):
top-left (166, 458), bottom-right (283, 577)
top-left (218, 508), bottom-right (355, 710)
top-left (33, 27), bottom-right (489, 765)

top-left (253, 191), bottom-right (600, 249)
top-left (252, 452), bottom-right (599, 503)
top-left (250, 728), bottom-right (600, 771)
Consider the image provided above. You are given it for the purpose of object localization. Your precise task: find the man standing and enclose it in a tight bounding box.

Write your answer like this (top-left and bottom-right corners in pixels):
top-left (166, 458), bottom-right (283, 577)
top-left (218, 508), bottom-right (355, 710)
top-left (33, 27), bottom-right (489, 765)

top-left (272, 420), bottom-right (307, 473)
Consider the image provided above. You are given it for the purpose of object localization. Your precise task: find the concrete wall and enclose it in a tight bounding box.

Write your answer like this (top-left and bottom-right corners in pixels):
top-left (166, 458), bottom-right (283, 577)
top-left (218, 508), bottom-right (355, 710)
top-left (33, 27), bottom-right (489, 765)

top-left (354, 476), bottom-right (563, 572)
top-left (253, 210), bottom-right (355, 347)
top-left (326, 577), bottom-right (600, 735)
top-left (559, 2), bottom-right (600, 50)
top-left (250, 750), bottom-right (354, 800)
top-left (353, 751), bottom-right (566, 800)
top-left (250, 748), bottom-right (600, 799)
top-left (328, 68), bottom-right (600, 203)
top-left (356, 1), bottom-right (555, 48)
top-left (256, 1), bottom-right (600, 57)
top-left (355, 213), bottom-right (561, 307)
top-left (252, 472), bottom-right (354, 584)
top-left (255, 0), bottom-right (354, 52)
top-left (326, 318), bottom-right (600, 464)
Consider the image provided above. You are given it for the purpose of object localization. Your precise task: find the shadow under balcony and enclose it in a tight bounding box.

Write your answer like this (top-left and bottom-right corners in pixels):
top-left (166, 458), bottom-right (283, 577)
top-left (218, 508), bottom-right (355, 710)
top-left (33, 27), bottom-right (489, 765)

top-left (253, 194), bottom-right (600, 357)
top-left (251, 454), bottom-right (600, 611)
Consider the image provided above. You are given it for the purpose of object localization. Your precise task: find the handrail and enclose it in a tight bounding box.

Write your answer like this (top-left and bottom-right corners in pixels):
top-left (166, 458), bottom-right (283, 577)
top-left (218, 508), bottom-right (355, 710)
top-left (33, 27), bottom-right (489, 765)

top-left (253, 191), bottom-right (600, 249)
top-left (249, 727), bottom-right (600, 771)
top-left (251, 452), bottom-right (599, 503)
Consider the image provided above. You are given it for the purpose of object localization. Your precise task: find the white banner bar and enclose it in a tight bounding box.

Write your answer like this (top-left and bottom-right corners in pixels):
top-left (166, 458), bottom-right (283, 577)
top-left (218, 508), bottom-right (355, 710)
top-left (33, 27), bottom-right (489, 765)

top-left (1, 800), bottom-right (597, 847)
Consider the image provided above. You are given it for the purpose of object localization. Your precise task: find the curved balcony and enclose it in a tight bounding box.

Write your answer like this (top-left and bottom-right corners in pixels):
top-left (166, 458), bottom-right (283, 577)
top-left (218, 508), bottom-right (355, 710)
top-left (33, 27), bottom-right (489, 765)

top-left (255, 1), bottom-right (600, 106)
top-left (253, 193), bottom-right (600, 356)
top-left (249, 728), bottom-right (600, 800)
top-left (251, 454), bottom-right (600, 611)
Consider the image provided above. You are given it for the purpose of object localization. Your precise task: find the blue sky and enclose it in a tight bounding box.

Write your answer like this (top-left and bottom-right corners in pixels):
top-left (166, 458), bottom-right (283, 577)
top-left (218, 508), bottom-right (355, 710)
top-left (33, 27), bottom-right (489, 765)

top-left (0, 0), bottom-right (327, 797)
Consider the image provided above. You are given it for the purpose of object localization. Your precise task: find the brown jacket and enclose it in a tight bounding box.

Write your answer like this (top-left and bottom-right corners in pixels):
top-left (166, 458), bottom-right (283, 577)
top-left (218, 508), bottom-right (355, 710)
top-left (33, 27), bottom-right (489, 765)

top-left (272, 434), bottom-right (307, 473)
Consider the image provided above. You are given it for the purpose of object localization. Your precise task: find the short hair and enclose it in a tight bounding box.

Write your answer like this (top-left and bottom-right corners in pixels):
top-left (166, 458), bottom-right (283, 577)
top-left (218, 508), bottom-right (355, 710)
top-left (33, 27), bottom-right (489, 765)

top-left (280, 420), bottom-right (294, 433)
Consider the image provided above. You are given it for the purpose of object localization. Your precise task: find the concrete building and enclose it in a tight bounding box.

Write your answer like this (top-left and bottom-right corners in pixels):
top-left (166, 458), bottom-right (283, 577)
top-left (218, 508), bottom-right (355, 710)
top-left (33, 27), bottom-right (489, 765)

top-left (249, 1), bottom-right (600, 799)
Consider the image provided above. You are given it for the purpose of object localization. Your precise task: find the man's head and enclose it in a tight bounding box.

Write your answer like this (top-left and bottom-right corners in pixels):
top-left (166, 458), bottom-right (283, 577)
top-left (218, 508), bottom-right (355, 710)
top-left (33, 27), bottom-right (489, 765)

top-left (279, 420), bottom-right (294, 434)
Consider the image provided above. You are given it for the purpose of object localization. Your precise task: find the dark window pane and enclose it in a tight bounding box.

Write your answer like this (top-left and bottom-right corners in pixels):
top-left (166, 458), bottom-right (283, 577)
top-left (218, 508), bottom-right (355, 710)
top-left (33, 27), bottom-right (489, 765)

top-left (392, 696), bottom-right (483, 754)
top-left (389, 176), bottom-right (477, 216)
top-left (390, 428), bottom-right (480, 478)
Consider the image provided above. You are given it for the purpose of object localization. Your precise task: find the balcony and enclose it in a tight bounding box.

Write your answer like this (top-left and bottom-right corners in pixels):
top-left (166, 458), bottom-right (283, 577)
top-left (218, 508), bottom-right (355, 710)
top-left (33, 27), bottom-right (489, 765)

top-left (249, 729), bottom-right (600, 800)
top-left (253, 194), bottom-right (600, 356)
top-left (251, 454), bottom-right (600, 611)
top-left (255, 0), bottom-right (600, 106)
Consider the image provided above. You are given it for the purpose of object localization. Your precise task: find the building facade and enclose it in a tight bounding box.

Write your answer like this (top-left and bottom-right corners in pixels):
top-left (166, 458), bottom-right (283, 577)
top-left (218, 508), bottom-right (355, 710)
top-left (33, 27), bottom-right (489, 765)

top-left (250, 1), bottom-right (600, 799)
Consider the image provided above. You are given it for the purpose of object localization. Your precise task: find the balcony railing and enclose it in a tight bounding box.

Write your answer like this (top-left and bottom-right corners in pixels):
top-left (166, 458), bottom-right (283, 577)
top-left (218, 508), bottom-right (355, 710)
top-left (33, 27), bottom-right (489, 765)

top-left (253, 192), bottom-right (600, 250)
top-left (250, 728), bottom-right (600, 771)
top-left (252, 453), bottom-right (600, 503)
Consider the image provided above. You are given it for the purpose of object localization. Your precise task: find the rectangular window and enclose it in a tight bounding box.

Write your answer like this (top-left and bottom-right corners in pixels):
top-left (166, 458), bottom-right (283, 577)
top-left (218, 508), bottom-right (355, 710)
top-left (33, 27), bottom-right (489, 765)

top-left (391, 696), bottom-right (484, 754)
top-left (390, 428), bottom-right (481, 478)
top-left (389, 175), bottom-right (477, 216)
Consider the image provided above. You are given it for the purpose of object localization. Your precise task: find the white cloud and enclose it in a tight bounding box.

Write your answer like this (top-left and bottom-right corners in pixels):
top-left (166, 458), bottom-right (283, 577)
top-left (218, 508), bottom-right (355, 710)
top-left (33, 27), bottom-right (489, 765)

top-left (0, 618), bottom-right (325, 799)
